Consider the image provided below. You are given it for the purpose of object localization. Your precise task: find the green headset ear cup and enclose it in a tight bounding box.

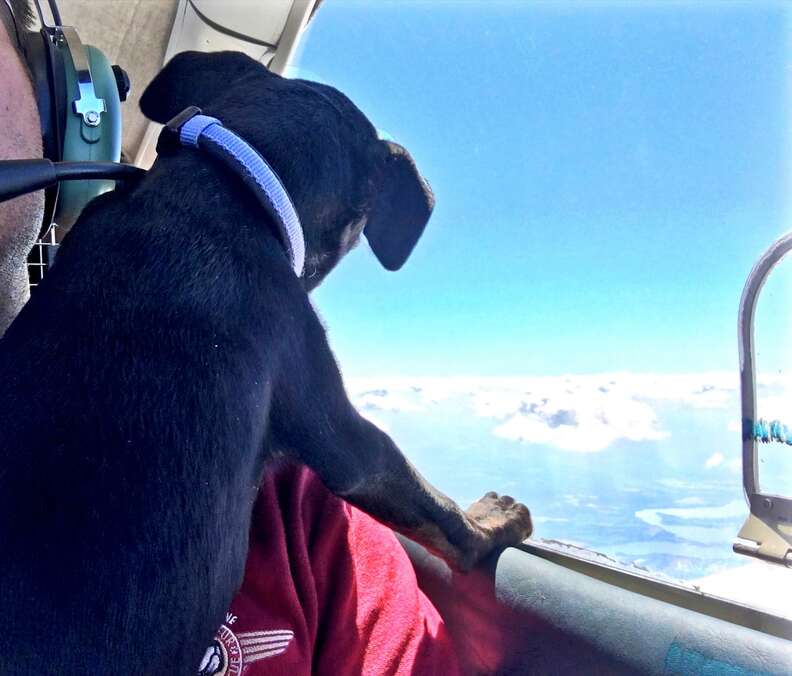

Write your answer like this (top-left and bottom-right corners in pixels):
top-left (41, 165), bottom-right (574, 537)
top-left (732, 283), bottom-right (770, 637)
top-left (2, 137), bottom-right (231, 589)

top-left (55, 44), bottom-right (122, 228)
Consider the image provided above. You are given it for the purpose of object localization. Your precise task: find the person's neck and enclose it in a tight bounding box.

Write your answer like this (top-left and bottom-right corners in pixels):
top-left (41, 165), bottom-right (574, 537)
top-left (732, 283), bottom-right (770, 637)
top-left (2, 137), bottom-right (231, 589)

top-left (0, 259), bottom-right (29, 335)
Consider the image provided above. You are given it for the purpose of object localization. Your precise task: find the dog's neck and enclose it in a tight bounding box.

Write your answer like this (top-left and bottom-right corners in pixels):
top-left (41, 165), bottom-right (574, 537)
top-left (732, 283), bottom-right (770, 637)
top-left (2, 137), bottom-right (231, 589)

top-left (157, 107), bottom-right (305, 277)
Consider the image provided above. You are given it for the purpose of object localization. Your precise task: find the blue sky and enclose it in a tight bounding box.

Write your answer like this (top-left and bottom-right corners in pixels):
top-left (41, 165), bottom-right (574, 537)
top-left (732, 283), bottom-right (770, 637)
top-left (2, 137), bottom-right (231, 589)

top-left (293, 1), bottom-right (791, 378)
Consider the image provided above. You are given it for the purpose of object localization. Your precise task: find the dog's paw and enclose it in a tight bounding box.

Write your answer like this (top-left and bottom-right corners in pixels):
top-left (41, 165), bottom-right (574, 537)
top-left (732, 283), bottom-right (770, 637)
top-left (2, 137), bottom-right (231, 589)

top-left (459, 492), bottom-right (532, 569)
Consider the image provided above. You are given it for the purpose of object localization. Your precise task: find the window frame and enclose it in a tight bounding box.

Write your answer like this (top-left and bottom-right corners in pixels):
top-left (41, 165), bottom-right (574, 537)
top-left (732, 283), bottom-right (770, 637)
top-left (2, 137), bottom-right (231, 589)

top-left (735, 231), bottom-right (792, 567)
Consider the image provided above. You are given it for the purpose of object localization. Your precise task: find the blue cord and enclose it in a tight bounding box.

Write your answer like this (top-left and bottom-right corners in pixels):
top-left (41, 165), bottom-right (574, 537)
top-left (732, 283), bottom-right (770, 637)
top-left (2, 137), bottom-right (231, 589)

top-left (752, 418), bottom-right (792, 445)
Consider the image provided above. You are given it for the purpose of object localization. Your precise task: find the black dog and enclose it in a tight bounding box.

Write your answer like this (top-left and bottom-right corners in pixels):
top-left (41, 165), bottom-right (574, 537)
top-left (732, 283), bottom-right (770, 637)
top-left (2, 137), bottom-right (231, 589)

top-left (0, 51), bottom-right (532, 675)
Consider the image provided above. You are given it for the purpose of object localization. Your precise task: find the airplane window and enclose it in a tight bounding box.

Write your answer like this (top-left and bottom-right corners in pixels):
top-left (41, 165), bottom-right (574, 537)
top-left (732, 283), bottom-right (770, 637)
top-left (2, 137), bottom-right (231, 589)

top-left (295, 1), bottom-right (792, 614)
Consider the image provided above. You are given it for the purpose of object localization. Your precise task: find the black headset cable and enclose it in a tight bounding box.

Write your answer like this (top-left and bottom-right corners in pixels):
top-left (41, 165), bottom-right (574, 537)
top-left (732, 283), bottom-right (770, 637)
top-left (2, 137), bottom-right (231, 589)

top-left (0, 159), bottom-right (145, 204)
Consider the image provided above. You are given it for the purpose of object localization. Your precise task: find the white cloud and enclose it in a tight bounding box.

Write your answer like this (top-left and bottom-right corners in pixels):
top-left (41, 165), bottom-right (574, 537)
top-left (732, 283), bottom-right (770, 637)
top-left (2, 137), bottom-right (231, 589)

top-left (471, 388), bottom-right (526, 420)
top-left (610, 372), bottom-right (737, 409)
top-left (675, 496), bottom-right (706, 506)
top-left (492, 394), bottom-right (666, 452)
top-left (344, 372), bottom-right (789, 454)
top-left (352, 388), bottom-right (423, 413)
top-left (348, 377), bottom-right (473, 411)
top-left (637, 500), bottom-right (746, 526)
top-left (657, 478), bottom-right (705, 490)
top-left (755, 394), bottom-right (792, 422)
top-left (471, 376), bottom-right (669, 452)
top-left (705, 452), bottom-right (725, 469)
top-left (533, 516), bottom-right (570, 524)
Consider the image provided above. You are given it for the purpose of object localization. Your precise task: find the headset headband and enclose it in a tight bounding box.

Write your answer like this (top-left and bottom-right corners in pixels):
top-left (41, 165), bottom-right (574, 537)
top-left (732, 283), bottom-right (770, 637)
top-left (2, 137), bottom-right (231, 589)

top-left (3, 0), bottom-right (129, 237)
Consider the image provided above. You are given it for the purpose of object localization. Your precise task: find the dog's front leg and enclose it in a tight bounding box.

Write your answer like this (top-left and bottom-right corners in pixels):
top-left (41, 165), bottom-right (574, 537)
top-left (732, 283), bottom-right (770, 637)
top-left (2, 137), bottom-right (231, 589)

top-left (320, 415), bottom-right (533, 572)
top-left (270, 310), bottom-right (532, 571)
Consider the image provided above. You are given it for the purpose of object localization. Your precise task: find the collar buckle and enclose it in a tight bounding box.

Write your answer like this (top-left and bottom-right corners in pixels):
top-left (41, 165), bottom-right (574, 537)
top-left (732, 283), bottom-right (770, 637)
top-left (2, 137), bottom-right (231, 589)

top-left (156, 106), bottom-right (203, 155)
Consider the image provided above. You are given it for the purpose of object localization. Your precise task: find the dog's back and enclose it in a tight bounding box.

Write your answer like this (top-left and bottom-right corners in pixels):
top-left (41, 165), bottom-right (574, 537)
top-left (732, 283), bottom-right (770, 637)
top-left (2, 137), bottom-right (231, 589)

top-left (0, 154), bottom-right (300, 672)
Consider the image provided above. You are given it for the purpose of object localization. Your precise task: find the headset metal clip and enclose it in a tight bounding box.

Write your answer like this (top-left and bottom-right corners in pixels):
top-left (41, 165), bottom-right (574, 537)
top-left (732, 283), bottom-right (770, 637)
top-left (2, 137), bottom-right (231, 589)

top-left (59, 26), bottom-right (106, 128)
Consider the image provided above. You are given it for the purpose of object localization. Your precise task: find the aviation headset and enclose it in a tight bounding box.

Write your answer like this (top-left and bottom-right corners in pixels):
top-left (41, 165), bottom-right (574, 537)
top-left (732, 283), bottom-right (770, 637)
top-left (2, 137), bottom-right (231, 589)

top-left (0, 0), bottom-right (139, 237)
top-left (1, 1), bottom-right (428, 276)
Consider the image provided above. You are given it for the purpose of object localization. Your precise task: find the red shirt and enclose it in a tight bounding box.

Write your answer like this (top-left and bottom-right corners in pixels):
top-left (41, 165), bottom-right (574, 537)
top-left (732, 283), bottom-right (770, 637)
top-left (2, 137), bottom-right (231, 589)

top-left (197, 462), bottom-right (462, 676)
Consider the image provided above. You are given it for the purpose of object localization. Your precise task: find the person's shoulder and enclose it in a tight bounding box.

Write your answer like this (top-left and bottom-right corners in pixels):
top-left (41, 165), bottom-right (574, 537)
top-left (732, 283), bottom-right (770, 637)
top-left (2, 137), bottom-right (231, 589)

top-left (253, 459), bottom-right (352, 542)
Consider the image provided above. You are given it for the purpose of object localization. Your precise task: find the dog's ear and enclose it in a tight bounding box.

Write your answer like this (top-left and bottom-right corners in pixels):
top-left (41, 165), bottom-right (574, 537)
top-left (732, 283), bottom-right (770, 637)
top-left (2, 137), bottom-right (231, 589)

top-left (140, 51), bottom-right (262, 123)
top-left (365, 141), bottom-right (434, 271)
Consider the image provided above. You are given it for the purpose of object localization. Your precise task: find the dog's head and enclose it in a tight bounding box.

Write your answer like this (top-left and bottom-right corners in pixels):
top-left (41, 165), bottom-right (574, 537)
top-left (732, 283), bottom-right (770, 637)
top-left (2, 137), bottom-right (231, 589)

top-left (139, 51), bottom-right (433, 290)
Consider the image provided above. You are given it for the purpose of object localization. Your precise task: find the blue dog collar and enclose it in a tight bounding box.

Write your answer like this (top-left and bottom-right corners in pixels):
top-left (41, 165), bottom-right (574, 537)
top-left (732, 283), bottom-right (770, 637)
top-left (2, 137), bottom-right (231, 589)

top-left (158, 106), bottom-right (305, 276)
